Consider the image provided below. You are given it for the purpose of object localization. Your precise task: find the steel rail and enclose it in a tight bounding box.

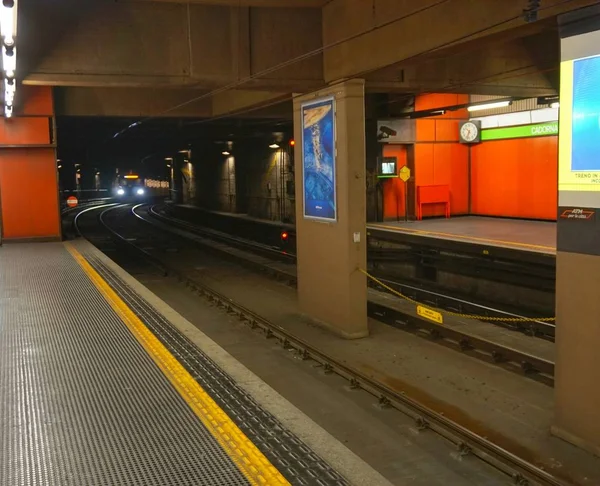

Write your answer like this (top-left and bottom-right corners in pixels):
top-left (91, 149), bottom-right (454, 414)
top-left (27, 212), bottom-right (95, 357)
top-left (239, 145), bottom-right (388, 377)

top-left (147, 205), bottom-right (295, 264)
top-left (81, 206), bottom-right (569, 486)
top-left (133, 204), bottom-right (556, 386)
top-left (74, 204), bottom-right (168, 276)
top-left (145, 205), bottom-right (555, 338)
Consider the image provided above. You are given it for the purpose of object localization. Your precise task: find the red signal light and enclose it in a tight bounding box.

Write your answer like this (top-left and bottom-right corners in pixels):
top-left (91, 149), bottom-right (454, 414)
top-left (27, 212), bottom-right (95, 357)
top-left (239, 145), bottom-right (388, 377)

top-left (281, 231), bottom-right (289, 241)
top-left (290, 140), bottom-right (295, 146)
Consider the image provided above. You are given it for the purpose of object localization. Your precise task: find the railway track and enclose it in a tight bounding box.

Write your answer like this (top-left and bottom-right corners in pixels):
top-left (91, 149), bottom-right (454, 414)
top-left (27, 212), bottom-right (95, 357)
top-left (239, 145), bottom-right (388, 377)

top-left (136, 204), bottom-right (555, 384)
top-left (68, 203), bottom-right (555, 386)
top-left (151, 204), bottom-right (555, 341)
top-left (69, 202), bottom-right (568, 486)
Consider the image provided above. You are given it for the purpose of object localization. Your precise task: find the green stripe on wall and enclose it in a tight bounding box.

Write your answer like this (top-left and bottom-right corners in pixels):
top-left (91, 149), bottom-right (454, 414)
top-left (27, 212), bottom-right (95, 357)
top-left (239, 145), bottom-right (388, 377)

top-left (481, 121), bottom-right (559, 141)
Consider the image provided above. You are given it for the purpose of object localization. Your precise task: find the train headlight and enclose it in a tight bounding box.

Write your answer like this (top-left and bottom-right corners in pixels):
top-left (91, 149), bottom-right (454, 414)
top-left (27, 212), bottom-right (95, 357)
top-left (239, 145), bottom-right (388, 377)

top-left (136, 188), bottom-right (145, 195)
top-left (117, 188), bottom-right (125, 196)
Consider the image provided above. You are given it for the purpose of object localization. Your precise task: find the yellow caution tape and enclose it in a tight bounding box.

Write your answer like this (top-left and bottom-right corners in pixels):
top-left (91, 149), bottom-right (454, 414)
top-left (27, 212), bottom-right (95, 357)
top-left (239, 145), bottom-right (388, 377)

top-left (359, 268), bottom-right (555, 323)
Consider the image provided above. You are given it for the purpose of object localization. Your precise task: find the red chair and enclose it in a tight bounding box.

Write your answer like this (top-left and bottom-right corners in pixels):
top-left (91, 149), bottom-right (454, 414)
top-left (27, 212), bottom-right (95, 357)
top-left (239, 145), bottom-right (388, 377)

top-left (416, 185), bottom-right (450, 220)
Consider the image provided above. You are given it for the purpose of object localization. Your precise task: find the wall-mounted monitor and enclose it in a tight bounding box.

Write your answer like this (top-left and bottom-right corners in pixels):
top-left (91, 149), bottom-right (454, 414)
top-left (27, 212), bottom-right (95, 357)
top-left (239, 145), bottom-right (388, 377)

top-left (378, 157), bottom-right (398, 178)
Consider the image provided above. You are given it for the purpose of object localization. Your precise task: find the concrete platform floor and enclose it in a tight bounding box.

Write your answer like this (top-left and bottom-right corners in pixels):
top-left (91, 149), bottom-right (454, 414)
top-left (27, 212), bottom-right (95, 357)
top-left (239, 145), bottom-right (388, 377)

top-left (127, 244), bottom-right (599, 485)
top-left (368, 216), bottom-right (556, 254)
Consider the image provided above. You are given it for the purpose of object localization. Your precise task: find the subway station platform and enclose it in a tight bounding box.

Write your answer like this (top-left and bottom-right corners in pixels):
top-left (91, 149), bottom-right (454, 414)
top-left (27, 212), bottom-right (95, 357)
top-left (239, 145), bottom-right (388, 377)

top-left (368, 216), bottom-right (556, 257)
top-left (0, 241), bottom-right (388, 486)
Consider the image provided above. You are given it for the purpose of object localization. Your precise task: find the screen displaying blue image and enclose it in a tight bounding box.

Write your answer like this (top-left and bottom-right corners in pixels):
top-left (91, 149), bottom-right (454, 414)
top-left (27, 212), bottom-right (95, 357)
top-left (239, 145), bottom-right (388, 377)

top-left (302, 98), bottom-right (336, 220)
top-left (572, 55), bottom-right (600, 171)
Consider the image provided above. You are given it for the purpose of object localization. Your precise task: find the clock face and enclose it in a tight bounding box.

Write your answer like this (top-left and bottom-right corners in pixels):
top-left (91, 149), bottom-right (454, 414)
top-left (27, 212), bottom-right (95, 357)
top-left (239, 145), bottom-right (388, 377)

top-left (460, 122), bottom-right (479, 142)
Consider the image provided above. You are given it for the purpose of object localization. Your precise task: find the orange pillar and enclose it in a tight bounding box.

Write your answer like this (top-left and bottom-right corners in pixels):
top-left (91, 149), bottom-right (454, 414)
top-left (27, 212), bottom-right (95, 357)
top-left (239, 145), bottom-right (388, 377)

top-left (0, 86), bottom-right (61, 242)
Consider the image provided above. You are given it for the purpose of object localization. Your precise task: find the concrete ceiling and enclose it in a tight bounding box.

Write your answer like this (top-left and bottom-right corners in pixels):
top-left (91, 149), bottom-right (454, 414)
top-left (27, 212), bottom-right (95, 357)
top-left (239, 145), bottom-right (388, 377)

top-left (121, 0), bottom-right (329, 6)
top-left (17, 0), bottom-right (600, 118)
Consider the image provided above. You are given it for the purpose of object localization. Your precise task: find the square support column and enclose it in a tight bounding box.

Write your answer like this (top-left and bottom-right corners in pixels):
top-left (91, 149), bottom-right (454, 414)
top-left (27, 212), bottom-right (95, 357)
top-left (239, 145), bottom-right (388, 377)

top-left (553, 5), bottom-right (600, 457)
top-left (292, 79), bottom-right (368, 339)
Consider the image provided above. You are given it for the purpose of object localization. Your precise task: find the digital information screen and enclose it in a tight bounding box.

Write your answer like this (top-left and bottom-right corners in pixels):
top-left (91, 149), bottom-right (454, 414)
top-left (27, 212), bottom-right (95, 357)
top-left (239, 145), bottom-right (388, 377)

top-left (559, 30), bottom-right (600, 203)
top-left (378, 157), bottom-right (398, 178)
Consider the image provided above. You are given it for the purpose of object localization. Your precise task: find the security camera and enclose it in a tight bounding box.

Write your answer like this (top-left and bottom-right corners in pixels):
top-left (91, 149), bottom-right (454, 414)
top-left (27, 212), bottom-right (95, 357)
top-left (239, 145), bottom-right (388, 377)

top-left (377, 125), bottom-right (397, 140)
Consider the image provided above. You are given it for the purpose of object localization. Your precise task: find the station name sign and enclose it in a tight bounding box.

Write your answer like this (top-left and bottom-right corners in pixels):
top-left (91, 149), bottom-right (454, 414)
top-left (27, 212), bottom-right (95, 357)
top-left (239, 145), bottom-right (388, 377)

top-left (481, 121), bottom-right (558, 141)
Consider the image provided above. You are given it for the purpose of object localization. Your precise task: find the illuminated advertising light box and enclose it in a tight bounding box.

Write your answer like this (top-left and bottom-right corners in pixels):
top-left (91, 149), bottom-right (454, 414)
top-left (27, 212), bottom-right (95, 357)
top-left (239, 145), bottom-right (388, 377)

top-left (559, 30), bottom-right (600, 202)
top-left (301, 97), bottom-right (337, 221)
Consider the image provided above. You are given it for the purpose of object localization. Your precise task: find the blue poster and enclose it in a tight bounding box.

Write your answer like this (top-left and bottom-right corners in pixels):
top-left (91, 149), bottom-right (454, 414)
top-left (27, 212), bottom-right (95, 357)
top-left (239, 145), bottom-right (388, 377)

top-left (572, 55), bottom-right (600, 171)
top-left (302, 97), bottom-right (336, 221)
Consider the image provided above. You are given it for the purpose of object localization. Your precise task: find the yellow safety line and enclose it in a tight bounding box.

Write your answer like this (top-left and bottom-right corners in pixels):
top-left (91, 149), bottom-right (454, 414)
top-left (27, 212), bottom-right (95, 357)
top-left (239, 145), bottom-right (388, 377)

top-left (368, 223), bottom-right (555, 252)
top-left (65, 243), bottom-right (290, 486)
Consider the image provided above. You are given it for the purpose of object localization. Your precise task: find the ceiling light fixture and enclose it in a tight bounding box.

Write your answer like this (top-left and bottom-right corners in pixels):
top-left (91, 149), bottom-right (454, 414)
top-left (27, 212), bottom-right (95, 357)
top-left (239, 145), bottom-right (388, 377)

top-left (269, 143), bottom-right (280, 149)
top-left (0, 0), bottom-right (16, 119)
top-left (550, 102), bottom-right (560, 109)
top-left (467, 100), bottom-right (511, 112)
top-left (222, 151), bottom-right (230, 155)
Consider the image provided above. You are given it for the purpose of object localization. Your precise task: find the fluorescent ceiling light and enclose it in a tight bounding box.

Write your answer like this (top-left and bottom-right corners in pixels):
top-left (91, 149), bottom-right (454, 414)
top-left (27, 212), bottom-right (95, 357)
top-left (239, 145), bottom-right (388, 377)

top-left (550, 102), bottom-right (560, 109)
top-left (222, 151), bottom-right (230, 155)
top-left (2, 45), bottom-right (15, 73)
top-left (467, 100), bottom-right (511, 112)
top-left (0, 0), bottom-right (17, 41)
top-left (269, 143), bottom-right (280, 149)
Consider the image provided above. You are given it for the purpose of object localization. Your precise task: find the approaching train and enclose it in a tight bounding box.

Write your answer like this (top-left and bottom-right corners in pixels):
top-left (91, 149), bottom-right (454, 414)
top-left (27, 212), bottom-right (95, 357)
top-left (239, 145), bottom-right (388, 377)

top-left (114, 173), bottom-right (147, 199)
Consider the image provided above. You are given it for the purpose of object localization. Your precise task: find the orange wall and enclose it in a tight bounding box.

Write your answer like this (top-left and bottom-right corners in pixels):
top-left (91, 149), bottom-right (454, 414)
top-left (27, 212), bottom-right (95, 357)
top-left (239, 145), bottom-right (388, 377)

top-left (0, 86), bottom-right (60, 240)
top-left (0, 117), bottom-right (50, 145)
top-left (414, 93), bottom-right (469, 217)
top-left (381, 145), bottom-right (408, 220)
top-left (0, 149), bottom-right (61, 239)
top-left (470, 136), bottom-right (557, 220)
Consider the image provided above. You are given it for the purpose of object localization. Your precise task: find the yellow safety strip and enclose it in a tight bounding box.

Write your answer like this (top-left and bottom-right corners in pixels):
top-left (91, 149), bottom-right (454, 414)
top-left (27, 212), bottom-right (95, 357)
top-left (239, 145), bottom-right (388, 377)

top-left (368, 223), bottom-right (555, 252)
top-left (359, 268), bottom-right (555, 323)
top-left (65, 243), bottom-right (290, 486)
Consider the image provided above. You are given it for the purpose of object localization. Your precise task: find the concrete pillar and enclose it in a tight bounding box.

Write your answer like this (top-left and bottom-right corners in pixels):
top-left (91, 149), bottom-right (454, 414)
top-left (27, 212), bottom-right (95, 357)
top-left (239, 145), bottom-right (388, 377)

top-left (553, 5), bottom-right (600, 457)
top-left (292, 79), bottom-right (368, 339)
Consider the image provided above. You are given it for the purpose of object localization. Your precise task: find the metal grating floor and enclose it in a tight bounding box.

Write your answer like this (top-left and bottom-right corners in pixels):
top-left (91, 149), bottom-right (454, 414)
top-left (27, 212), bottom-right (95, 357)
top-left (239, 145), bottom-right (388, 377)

top-left (83, 251), bottom-right (349, 486)
top-left (0, 243), bottom-right (249, 486)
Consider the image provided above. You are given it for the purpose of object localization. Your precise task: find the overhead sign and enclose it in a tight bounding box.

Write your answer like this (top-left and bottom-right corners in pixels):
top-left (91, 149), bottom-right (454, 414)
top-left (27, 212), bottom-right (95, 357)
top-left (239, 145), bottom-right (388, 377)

top-left (481, 121), bottom-right (559, 141)
top-left (66, 196), bottom-right (78, 208)
top-left (399, 166), bottom-right (411, 182)
top-left (377, 119), bottom-right (416, 143)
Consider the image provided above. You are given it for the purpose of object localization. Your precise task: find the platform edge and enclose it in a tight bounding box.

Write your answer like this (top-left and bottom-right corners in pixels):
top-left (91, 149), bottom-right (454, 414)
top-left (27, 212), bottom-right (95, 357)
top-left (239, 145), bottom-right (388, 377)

top-left (68, 239), bottom-right (393, 486)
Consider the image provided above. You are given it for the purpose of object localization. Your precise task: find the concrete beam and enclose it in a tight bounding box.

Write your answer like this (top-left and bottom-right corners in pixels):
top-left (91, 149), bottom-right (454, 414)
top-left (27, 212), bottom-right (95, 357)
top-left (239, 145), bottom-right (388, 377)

top-left (322, 0), bottom-right (598, 83)
top-left (366, 31), bottom-right (559, 97)
top-left (211, 90), bottom-right (289, 117)
top-left (22, 2), bottom-right (323, 91)
top-left (54, 87), bottom-right (212, 117)
top-left (122, 0), bottom-right (327, 6)
top-left (53, 87), bottom-right (291, 118)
